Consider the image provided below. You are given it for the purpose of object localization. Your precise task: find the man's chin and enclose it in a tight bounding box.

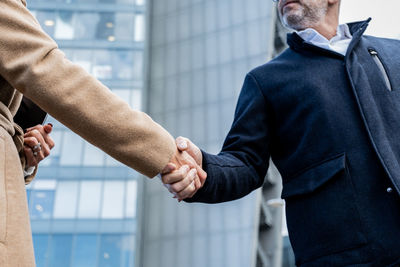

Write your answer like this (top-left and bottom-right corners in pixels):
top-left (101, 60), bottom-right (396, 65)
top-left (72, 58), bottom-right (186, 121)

top-left (282, 14), bottom-right (305, 31)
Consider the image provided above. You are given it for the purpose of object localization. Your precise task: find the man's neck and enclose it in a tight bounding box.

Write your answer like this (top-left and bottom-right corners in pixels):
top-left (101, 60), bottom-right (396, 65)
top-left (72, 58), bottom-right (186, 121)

top-left (302, 6), bottom-right (340, 40)
top-left (312, 19), bottom-right (339, 40)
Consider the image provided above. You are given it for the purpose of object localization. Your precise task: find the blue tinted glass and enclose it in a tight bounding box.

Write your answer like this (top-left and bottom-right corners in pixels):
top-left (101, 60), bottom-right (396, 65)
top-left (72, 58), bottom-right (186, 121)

top-left (72, 235), bottom-right (98, 267)
top-left (112, 50), bottom-right (134, 80)
top-left (122, 235), bottom-right (135, 267)
top-left (99, 235), bottom-right (122, 267)
top-left (30, 190), bottom-right (55, 219)
top-left (33, 234), bottom-right (49, 267)
top-left (27, 189), bottom-right (31, 204)
top-left (49, 235), bottom-right (73, 267)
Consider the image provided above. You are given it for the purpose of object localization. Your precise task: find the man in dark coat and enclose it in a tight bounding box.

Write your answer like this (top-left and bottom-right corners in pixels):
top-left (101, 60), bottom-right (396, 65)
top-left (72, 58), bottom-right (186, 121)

top-left (161, 0), bottom-right (400, 266)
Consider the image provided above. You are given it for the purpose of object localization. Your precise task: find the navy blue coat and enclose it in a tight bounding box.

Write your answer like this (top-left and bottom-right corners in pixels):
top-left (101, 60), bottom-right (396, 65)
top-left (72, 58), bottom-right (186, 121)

top-left (187, 20), bottom-right (400, 266)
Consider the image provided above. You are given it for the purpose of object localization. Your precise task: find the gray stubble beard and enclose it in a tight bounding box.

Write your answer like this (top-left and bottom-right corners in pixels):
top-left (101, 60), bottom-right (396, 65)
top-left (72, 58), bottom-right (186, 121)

top-left (279, 1), bottom-right (327, 31)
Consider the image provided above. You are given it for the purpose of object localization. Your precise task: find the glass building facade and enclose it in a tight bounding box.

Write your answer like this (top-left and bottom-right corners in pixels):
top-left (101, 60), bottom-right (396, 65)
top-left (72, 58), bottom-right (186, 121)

top-left (25, 0), bottom-right (296, 266)
top-left (26, 0), bottom-right (145, 266)
top-left (142, 0), bottom-right (287, 267)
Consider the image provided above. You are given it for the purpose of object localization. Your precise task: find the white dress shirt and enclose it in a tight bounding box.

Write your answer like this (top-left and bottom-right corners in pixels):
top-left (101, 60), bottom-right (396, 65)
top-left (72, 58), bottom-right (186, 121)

top-left (297, 24), bottom-right (353, 56)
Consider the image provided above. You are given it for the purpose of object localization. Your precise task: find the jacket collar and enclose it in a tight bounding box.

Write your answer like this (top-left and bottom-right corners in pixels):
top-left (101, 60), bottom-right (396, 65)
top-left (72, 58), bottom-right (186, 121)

top-left (286, 18), bottom-right (372, 59)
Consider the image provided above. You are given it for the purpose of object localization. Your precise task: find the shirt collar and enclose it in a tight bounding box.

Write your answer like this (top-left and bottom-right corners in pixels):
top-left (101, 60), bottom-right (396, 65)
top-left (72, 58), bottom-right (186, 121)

top-left (297, 24), bottom-right (352, 45)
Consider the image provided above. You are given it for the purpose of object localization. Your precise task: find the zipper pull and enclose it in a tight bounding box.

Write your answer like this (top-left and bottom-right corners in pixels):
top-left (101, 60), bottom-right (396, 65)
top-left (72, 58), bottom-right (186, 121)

top-left (368, 49), bottom-right (378, 56)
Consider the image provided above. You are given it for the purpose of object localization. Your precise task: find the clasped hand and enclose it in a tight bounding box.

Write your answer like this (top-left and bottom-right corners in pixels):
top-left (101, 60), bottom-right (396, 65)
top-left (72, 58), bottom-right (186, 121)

top-left (161, 137), bottom-right (206, 201)
top-left (23, 123), bottom-right (54, 168)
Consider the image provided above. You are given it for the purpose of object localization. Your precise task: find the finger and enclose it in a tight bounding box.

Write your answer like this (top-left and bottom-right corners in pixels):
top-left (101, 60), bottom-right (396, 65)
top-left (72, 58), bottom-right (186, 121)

top-left (162, 165), bottom-right (190, 184)
top-left (193, 175), bottom-right (201, 190)
top-left (43, 123), bottom-right (53, 134)
top-left (170, 169), bottom-right (197, 193)
top-left (176, 136), bottom-right (188, 151)
top-left (24, 146), bottom-right (37, 167)
top-left (195, 165), bottom-right (207, 180)
top-left (187, 175), bottom-right (202, 199)
top-left (23, 136), bottom-right (39, 148)
top-left (25, 129), bottom-right (51, 157)
top-left (46, 136), bottom-right (55, 150)
top-left (161, 163), bottom-right (177, 175)
top-left (25, 126), bottom-right (55, 150)
top-left (176, 180), bottom-right (196, 200)
top-left (187, 185), bottom-right (199, 199)
top-left (33, 149), bottom-right (45, 163)
top-left (176, 137), bottom-right (201, 166)
top-left (25, 124), bottom-right (42, 132)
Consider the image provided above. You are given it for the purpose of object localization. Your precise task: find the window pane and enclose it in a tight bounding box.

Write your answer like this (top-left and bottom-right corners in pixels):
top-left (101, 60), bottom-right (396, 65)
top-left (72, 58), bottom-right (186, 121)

top-left (74, 13), bottom-right (100, 40)
top-left (49, 235), bottom-right (73, 267)
top-left (71, 49), bottom-right (93, 73)
top-left (30, 190), bottom-right (55, 219)
top-left (102, 181), bottom-right (124, 219)
top-left (122, 235), bottom-right (135, 267)
top-left (33, 180), bottom-right (57, 190)
top-left (93, 50), bottom-right (113, 80)
top-left (115, 13), bottom-right (135, 41)
top-left (78, 181), bottom-right (102, 218)
top-left (72, 235), bottom-right (98, 267)
top-left (134, 14), bottom-right (145, 42)
top-left (105, 154), bottom-right (123, 167)
top-left (98, 235), bottom-right (122, 267)
top-left (54, 11), bottom-right (75, 40)
top-left (132, 51), bottom-right (144, 80)
top-left (35, 11), bottom-right (56, 38)
top-left (130, 89), bottom-right (142, 110)
top-left (96, 12), bottom-right (116, 41)
top-left (54, 182), bottom-right (79, 218)
top-left (112, 50), bottom-right (135, 80)
top-left (83, 142), bottom-right (105, 166)
top-left (112, 89), bottom-right (131, 103)
top-left (125, 180), bottom-right (137, 218)
top-left (30, 180), bottom-right (57, 219)
top-left (33, 234), bottom-right (50, 267)
top-left (60, 132), bottom-right (83, 166)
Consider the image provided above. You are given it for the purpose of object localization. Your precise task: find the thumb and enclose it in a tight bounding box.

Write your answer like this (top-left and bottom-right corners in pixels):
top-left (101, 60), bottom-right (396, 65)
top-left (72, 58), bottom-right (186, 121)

top-left (176, 136), bottom-right (188, 151)
top-left (44, 124), bottom-right (53, 134)
top-left (161, 163), bottom-right (177, 174)
top-left (176, 136), bottom-right (202, 165)
top-left (195, 165), bottom-right (207, 181)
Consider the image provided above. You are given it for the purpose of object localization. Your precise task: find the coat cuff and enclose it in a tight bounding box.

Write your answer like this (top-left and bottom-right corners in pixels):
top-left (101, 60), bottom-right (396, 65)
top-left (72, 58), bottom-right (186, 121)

top-left (24, 165), bottom-right (38, 185)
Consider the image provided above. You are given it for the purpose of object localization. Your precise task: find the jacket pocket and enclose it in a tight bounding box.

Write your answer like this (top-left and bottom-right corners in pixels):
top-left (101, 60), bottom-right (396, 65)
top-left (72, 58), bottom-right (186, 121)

top-left (282, 153), bottom-right (367, 264)
top-left (0, 136), bottom-right (6, 243)
top-left (368, 48), bottom-right (393, 91)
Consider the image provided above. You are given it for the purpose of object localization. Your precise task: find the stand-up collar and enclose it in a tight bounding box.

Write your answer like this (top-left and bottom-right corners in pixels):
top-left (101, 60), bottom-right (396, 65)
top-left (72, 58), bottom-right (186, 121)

top-left (286, 18), bottom-right (372, 58)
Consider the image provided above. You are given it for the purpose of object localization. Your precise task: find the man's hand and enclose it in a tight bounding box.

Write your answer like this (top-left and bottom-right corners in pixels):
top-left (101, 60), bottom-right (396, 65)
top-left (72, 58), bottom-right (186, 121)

top-left (161, 137), bottom-right (206, 200)
top-left (23, 123), bottom-right (55, 168)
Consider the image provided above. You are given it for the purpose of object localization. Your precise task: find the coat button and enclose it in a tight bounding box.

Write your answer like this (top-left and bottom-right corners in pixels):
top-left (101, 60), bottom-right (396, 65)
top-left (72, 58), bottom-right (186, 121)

top-left (386, 187), bottom-right (393, 193)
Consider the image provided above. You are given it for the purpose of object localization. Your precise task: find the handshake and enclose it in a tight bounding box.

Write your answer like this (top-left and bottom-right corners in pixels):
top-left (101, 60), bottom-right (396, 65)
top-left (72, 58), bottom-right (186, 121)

top-left (160, 137), bottom-right (206, 201)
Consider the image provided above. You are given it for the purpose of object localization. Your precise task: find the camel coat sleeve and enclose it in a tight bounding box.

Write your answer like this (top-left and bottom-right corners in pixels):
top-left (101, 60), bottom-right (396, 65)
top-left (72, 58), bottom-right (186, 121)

top-left (0, 0), bottom-right (177, 177)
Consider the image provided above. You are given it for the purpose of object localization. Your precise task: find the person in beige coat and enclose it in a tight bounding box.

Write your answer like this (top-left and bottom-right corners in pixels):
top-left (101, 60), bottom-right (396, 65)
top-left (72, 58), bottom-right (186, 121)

top-left (0, 0), bottom-right (206, 266)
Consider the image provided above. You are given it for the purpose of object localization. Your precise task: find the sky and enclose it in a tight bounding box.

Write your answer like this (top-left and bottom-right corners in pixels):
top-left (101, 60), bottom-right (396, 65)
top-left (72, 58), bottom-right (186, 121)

top-left (339, 0), bottom-right (400, 39)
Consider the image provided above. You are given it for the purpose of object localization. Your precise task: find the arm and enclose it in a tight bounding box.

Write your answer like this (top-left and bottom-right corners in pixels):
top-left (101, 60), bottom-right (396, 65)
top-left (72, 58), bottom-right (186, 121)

top-left (0, 0), bottom-right (183, 177)
top-left (163, 73), bottom-right (272, 203)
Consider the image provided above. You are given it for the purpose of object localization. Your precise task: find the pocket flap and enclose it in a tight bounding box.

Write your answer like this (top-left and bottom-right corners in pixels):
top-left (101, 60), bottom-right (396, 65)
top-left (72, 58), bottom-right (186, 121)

top-left (281, 153), bottom-right (346, 199)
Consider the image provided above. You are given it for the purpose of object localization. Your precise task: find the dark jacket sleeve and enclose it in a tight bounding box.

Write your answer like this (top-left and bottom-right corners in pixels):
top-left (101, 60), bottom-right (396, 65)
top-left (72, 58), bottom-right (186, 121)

top-left (186, 73), bottom-right (271, 203)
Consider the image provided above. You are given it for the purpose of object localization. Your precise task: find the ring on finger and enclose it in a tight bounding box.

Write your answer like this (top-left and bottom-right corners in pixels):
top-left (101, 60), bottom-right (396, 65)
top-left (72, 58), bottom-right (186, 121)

top-left (33, 142), bottom-right (41, 151)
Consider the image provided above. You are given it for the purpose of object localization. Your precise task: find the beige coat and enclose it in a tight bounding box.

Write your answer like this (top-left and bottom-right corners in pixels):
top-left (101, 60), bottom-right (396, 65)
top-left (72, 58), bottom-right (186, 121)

top-left (0, 0), bottom-right (176, 266)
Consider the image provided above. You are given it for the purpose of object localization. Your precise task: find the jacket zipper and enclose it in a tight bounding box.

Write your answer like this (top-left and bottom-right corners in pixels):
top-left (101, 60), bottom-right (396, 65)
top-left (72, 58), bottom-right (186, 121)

top-left (368, 49), bottom-right (393, 91)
